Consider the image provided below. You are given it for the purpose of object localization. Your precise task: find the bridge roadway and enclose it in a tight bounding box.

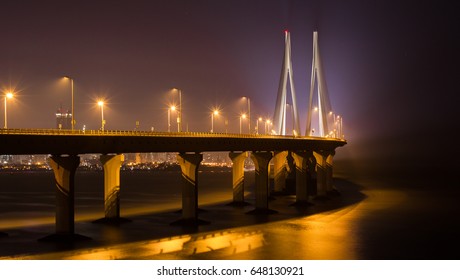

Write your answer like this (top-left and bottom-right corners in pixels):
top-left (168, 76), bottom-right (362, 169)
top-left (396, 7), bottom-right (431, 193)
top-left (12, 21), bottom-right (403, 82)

top-left (0, 128), bottom-right (344, 154)
top-left (0, 128), bottom-right (346, 241)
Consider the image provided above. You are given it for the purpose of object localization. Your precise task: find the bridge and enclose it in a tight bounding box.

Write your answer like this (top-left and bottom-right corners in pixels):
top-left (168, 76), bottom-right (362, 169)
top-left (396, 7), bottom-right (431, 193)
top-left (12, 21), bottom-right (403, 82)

top-left (0, 31), bottom-right (347, 240)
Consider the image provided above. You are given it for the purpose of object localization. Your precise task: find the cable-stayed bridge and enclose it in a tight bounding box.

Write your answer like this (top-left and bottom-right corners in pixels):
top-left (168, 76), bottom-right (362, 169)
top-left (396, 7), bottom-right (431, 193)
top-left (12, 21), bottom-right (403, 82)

top-left (0, 32), bottom-right (346, 240)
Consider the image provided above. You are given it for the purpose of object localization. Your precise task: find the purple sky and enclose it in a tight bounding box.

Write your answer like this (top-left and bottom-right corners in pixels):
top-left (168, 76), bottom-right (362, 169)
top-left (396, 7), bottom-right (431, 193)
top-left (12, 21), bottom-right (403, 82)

top-left (1, 0), bottom-right (457, 171)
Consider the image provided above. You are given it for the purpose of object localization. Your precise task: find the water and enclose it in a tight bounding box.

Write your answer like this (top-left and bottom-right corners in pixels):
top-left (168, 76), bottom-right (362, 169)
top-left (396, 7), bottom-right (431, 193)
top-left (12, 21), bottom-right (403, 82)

top-left (0, 167), bottom-right (459, 259)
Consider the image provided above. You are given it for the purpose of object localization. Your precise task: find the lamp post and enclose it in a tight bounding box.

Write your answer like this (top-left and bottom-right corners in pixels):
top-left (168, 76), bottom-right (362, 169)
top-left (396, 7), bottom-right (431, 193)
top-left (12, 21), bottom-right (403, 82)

top-left (63, 76), bottom-right (75, 130)
top-left (311, 106), bottom-right (318, 136)
top-left (167, 108), bottom-right (171, 132)
top-left (211, 109), bottom-right (219, 133)
top-left (239, 113), bottom-right (246, 134)
top-left (328, 111), bottom-right (334, 137)
top-left (264, 119), bottom-right (271, 135)
top-left (3, 92), bottom-right (13, 129)
top-left (243, 97), bottom-right (250, 133)
top-left (98, 101), bottom-right (105, 131)
top-left (336, 115), bottom-right (343, 139)
top-left (286, 103), bottom-right (295, 135)
top-left (256, 117), bottom-right (263, 134)
top-left (169, 105), bottom-right (178, 132)
top-left (172, 88), bottom-right (182, 132)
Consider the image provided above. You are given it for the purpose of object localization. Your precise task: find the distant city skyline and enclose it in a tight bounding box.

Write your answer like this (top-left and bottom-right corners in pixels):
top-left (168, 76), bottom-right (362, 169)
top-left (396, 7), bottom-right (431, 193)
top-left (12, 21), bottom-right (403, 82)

top-left (0, 151), bottom-right (235, 168)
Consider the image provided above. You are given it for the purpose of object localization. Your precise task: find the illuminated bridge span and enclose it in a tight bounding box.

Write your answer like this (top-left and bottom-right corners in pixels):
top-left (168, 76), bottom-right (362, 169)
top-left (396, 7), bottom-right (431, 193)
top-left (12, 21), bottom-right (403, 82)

top-left (0, 128), bottom-right (344, 154)
top-left (0, 31), bottom-right (347, 240)
top-left (0, 128), bottom-right (345, 240)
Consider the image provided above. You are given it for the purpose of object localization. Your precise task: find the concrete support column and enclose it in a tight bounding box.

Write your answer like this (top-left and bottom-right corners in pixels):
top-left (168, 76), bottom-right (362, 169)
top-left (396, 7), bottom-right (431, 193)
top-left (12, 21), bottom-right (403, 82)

top-left (325, 151), bottom-right (335, 193)
top-left (314, 151), bottom-right (327, 197)
top-left (292, 151), bottom-right (316, 204)
top-left (285, 151), bottom-right (296, 194)
top-left (47, 155), bottom-right (80, 236)
top-left (176, 153), bottom-right (203, 224)
top-left (229, 152), bottom-right (249, 205)
top-left (100, 154), bottom-right (124, 220)
top-left (273, 151), bottom-right (288, 193)
top-left (249, 151), bottom-right (274, 213)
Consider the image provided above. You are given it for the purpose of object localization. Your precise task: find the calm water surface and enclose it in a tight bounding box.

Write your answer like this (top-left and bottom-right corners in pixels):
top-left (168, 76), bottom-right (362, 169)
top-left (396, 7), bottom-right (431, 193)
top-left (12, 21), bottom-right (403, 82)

top-left (0, 168), bottom-right (458, 260)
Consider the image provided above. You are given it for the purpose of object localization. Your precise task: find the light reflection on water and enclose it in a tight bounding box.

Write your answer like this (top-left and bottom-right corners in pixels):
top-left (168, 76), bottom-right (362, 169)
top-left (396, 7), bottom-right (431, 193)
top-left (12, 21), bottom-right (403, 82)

top-left (9, 230), bottom-right (265, 260)
top-left (2, 170), bottom-right (426, 260)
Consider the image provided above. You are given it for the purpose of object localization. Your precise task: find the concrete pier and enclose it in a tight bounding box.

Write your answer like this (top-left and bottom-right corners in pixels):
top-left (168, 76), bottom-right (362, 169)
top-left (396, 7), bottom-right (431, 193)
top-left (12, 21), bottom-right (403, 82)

top-left (174, 153), bottom-right (204, 225)
top-left (314, 151), bottom-right (327, 197)
top-left (273, 151), bottom-right (288, 193)
top-left (285, 151), bottom-right (296, 194)
top-left (100, 154), bottom-right (125, 221)
top-left (249, 151), bottom-right (275, 214)
top-left (229, 152), bottom-right (249, 205)
top-left (40, 155), bottom-right (87, 241)
top-left (325, 151), bottom-right (336, 194)
top-left (292, 151), bottom-right (308, 203)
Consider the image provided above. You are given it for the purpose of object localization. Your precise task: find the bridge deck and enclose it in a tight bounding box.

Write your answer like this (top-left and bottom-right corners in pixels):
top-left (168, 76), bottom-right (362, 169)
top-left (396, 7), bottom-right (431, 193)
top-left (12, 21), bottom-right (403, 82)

top-left (0, 128), bottom-right (346, 155)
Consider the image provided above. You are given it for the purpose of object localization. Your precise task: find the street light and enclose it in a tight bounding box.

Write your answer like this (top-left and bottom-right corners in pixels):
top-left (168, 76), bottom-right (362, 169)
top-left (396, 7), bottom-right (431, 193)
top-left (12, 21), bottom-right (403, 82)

top-left (311, 106), bottom-right (319, 136)
top-left (256, 117), bottom-right (263, 134)
top-left (3, 92), bottom-right (14, 129)
top-left (242, 97), bottom-right (250, 133)
top-left (336, 115), bottom-right (343, 139)
top-left (211, 109), bottom-right (219, 133)
top-left (265, 119), bottom-right (271, 135)
top-left (167, 108), bottom-right (171, 132)
top-left (169, 105), bottom-right (179, 132)
top-left (63, 76), bottom-right (75, 130)
top-left (98, 100), bottom-right (105, 131)
top-left (239, 113), bottom-right (246, 134)
top-left (172, 88), bottom-right (182, 132)
top-left (328, 111), bottom-right (334, 137)
top-left (286, 103), bottom-right (295, 135)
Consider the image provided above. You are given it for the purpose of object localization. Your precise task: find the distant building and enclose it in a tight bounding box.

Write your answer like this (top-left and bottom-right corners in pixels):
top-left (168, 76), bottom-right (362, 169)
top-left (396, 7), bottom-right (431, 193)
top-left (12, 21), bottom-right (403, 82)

top-left (0, 155), bottom-right (13, 164)
top-left (56, 106), bottom-right (72, 129)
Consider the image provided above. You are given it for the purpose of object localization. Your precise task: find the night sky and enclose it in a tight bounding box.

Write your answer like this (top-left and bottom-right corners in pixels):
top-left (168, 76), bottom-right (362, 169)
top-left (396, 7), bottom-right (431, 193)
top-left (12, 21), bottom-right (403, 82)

top-left (1, 0), bottom-right (458, 181)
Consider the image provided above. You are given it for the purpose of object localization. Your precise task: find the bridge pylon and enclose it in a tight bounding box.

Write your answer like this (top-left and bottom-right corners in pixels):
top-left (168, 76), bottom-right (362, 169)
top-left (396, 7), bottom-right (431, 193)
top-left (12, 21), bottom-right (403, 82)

top-left (273, 31), bottom-right (301, 136)
top-left (306, 31), bottom-right (333, 137)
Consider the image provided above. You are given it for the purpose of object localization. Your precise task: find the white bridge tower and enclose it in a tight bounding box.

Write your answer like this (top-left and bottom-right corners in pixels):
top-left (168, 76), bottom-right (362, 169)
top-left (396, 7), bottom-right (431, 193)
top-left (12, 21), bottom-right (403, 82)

top-left (306, 31), bottom-right (333, 137)
top-left (273, 31), bottom-right (301, 136)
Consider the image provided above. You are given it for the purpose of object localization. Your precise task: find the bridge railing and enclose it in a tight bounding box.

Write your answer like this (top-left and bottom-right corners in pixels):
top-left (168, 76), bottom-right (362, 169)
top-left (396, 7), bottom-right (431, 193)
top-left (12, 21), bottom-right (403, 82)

top-left (0, 128), bottom-right (345, 141)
